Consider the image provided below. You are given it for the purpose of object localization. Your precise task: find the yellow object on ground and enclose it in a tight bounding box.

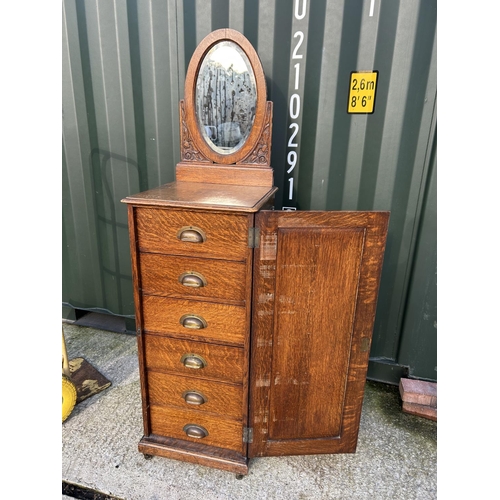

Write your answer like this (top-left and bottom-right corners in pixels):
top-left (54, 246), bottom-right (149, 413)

top-left (62, 326), bottom-right (112, 422)
top-left (62, 375), bottom-right (77, 422)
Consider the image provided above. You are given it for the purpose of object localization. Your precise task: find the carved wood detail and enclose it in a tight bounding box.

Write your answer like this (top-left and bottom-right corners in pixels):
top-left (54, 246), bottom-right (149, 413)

top-left (179, 100), bottom-right (210, 163)
top-left (239, 102), bottom-right (273, 167)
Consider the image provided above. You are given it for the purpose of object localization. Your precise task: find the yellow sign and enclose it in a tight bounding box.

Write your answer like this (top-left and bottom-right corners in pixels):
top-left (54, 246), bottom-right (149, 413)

top-left (348, 71), bottom-right (378, 114)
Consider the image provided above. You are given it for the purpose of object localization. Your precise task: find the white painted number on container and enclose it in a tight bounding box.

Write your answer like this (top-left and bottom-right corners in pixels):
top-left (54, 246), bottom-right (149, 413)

top-left (292, 32), bottom-right (304, 59)
top-left (289, 94), bottom-right (300, 119)
top-left (287, 151), bottom-right (297, 173)
top-left (294, 63), bottom-right (300, 90)
top-left (285, 1), bottom-right (308, 207)
top-left (288, 123), bottom-right (299, 147)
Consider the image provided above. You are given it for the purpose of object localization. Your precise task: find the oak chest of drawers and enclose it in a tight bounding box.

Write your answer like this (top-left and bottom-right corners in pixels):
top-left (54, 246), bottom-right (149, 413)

top-left (123, 182), bottom-right (276, 474)
top-left (122, 29), bottom-right (389, 475)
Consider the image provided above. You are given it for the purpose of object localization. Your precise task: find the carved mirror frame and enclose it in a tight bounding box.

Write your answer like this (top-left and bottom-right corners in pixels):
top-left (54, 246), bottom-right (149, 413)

top-left (179, 28), bottom-right (272, 167)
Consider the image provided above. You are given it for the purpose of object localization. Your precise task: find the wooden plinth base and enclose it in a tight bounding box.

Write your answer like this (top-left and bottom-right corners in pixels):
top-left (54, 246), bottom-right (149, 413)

top-left (138, 435), bottom-right (249, 475)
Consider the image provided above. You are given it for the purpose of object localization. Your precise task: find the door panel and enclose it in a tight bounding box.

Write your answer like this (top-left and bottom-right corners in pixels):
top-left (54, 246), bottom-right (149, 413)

top-left (269, 227), bottom-right (364, 440)
top-left (249, 211), bottom-right (389, 457)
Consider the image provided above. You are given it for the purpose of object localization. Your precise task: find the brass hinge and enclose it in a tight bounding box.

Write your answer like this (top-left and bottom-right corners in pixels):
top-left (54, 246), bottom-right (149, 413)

top-left (360, 337), bottom-right (371, 352)
top-left (243, 427), bottom-right (253, 443)
top-left (248, 227), bottom-right (260, 248)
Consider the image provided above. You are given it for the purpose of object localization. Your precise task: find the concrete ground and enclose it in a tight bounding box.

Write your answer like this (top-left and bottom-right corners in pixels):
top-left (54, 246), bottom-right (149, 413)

top-left (62, 322), bottom-right (437, 500)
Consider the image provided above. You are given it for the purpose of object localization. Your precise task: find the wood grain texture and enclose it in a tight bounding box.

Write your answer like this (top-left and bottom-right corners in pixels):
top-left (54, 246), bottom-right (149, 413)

top-left (182, 29), bottom-right (268, 166)
top-left (149, 405), bottom-right (244, 453)
top-left (248, 210), bottom-right (389, 457)
top-left (135, 207), bottom-right (249, 260)
top-left (144, 334), bottom-right (245, 384)
top-left (142, 295), bottom-right (246, 345)
top-left (268, 227), bottom-right (365, 440)
top-left (127, 205), bottom-right (151, 435)
top-left (399, 378), bottom-right (437, 407)
top-left (402, 401), bottom-right (437, 421)
top-left (123, 182), bottom-right (277, 213)
top-left (175, 164), bottom-right (273, 187)
top-left (139, 253), bottom-right (247, 304)
top-left (121, 28), bottom-right (279, 473)
top-left (138, 435), bottom-right (248, 474)
top-left (147, 371), bottom-right (243, 420)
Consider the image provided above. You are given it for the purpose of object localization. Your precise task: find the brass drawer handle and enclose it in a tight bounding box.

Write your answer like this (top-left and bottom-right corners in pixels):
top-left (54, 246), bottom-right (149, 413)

top-left (177, 226), bottom-right (206, 244)
top-left (180, 354), bottom-right (207, 370)
top-left (182, 390), bottom-right (207, 405)
top-left (183, 424), bottom-right (208, 439)
top-left (178, 272), bottom-right (207, 288)
top-left (180, 314), bottom-right (207, 330)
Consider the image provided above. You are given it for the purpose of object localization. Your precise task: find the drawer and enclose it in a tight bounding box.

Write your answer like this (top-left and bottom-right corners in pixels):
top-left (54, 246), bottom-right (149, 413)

top-left (139, 253), bottom-right (247, 304)
top-left (142, 295), bottom-right (246, 345)
top-left (147, 371), bottom-right (243, 420)
top-left (150, 405), bottom-right (244, 453)
top-left (135, 208), bottom-right (250, 261)
top-left (144, 334), bottom-right (245, 384)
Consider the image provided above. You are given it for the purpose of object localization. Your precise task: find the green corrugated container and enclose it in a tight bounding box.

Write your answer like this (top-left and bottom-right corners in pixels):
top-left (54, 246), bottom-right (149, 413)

top-left (62, 0), bottom-right (437, 383)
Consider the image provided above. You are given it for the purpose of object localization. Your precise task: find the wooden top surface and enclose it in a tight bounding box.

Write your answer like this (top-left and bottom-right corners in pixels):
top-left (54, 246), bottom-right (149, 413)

top-left (122, 181), bottom-right (277, 212)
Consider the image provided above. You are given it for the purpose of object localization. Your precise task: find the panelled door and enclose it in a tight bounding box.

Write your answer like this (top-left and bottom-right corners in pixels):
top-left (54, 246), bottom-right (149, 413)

top-left (249, 211), bottom-right (389, 457)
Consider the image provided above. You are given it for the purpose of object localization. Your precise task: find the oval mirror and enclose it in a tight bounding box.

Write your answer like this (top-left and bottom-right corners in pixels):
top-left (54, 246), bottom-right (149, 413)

top-left (183, 29), bottom-right (268, 165)
top-left (195, 41), bottom-right (257, 155)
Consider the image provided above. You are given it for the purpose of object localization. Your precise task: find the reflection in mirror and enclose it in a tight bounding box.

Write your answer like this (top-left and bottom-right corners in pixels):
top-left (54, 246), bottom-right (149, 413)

top-left (196, 41), bottom-right (257, 155)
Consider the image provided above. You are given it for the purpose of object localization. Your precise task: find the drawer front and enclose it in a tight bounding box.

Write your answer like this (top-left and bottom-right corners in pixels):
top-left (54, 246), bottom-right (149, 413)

top-left (147, 371), bottom-right (243, 419)
top-left (144, 334), bottom-right (245, 383)
top-left (139, 253), bottom-right (247, 304)
top-left (142, 295), bottom-right (246, 345)
top-left (136, 208), bottom-right (249, 261)
top-left (150, 405), bottom-right (244, 453)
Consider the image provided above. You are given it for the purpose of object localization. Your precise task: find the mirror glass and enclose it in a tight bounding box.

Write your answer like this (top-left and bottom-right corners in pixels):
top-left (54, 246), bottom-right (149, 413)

top-left (195, 41), bottom-right (257, 155)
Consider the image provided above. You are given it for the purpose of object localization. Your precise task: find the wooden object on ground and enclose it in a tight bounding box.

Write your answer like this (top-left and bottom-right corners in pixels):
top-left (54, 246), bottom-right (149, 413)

top-left (249, 211), bottom-right (389, 457)
top-left (69, 358), bottom-right (112, 404)
top-left (402, 402), bottom-right (437, 422)
top-left (399, 378), bottom-right (437, 421)
top-left (121, 28), bottom-right (390, 475)
top-left (123, 193), bottom-right (389, 472)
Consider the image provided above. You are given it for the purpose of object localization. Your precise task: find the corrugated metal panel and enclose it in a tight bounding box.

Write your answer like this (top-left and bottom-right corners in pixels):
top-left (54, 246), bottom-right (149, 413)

top-left (62, 0), bottom-right (437, 382)
top-left (397, 127), bottom-right (437, 381)
top-left (63, 0), bottom-right (180, 318)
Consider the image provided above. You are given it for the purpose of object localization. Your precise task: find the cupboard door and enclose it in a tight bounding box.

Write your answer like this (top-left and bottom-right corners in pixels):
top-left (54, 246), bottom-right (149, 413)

top-left (249, 211), bottom-right (389, 457)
